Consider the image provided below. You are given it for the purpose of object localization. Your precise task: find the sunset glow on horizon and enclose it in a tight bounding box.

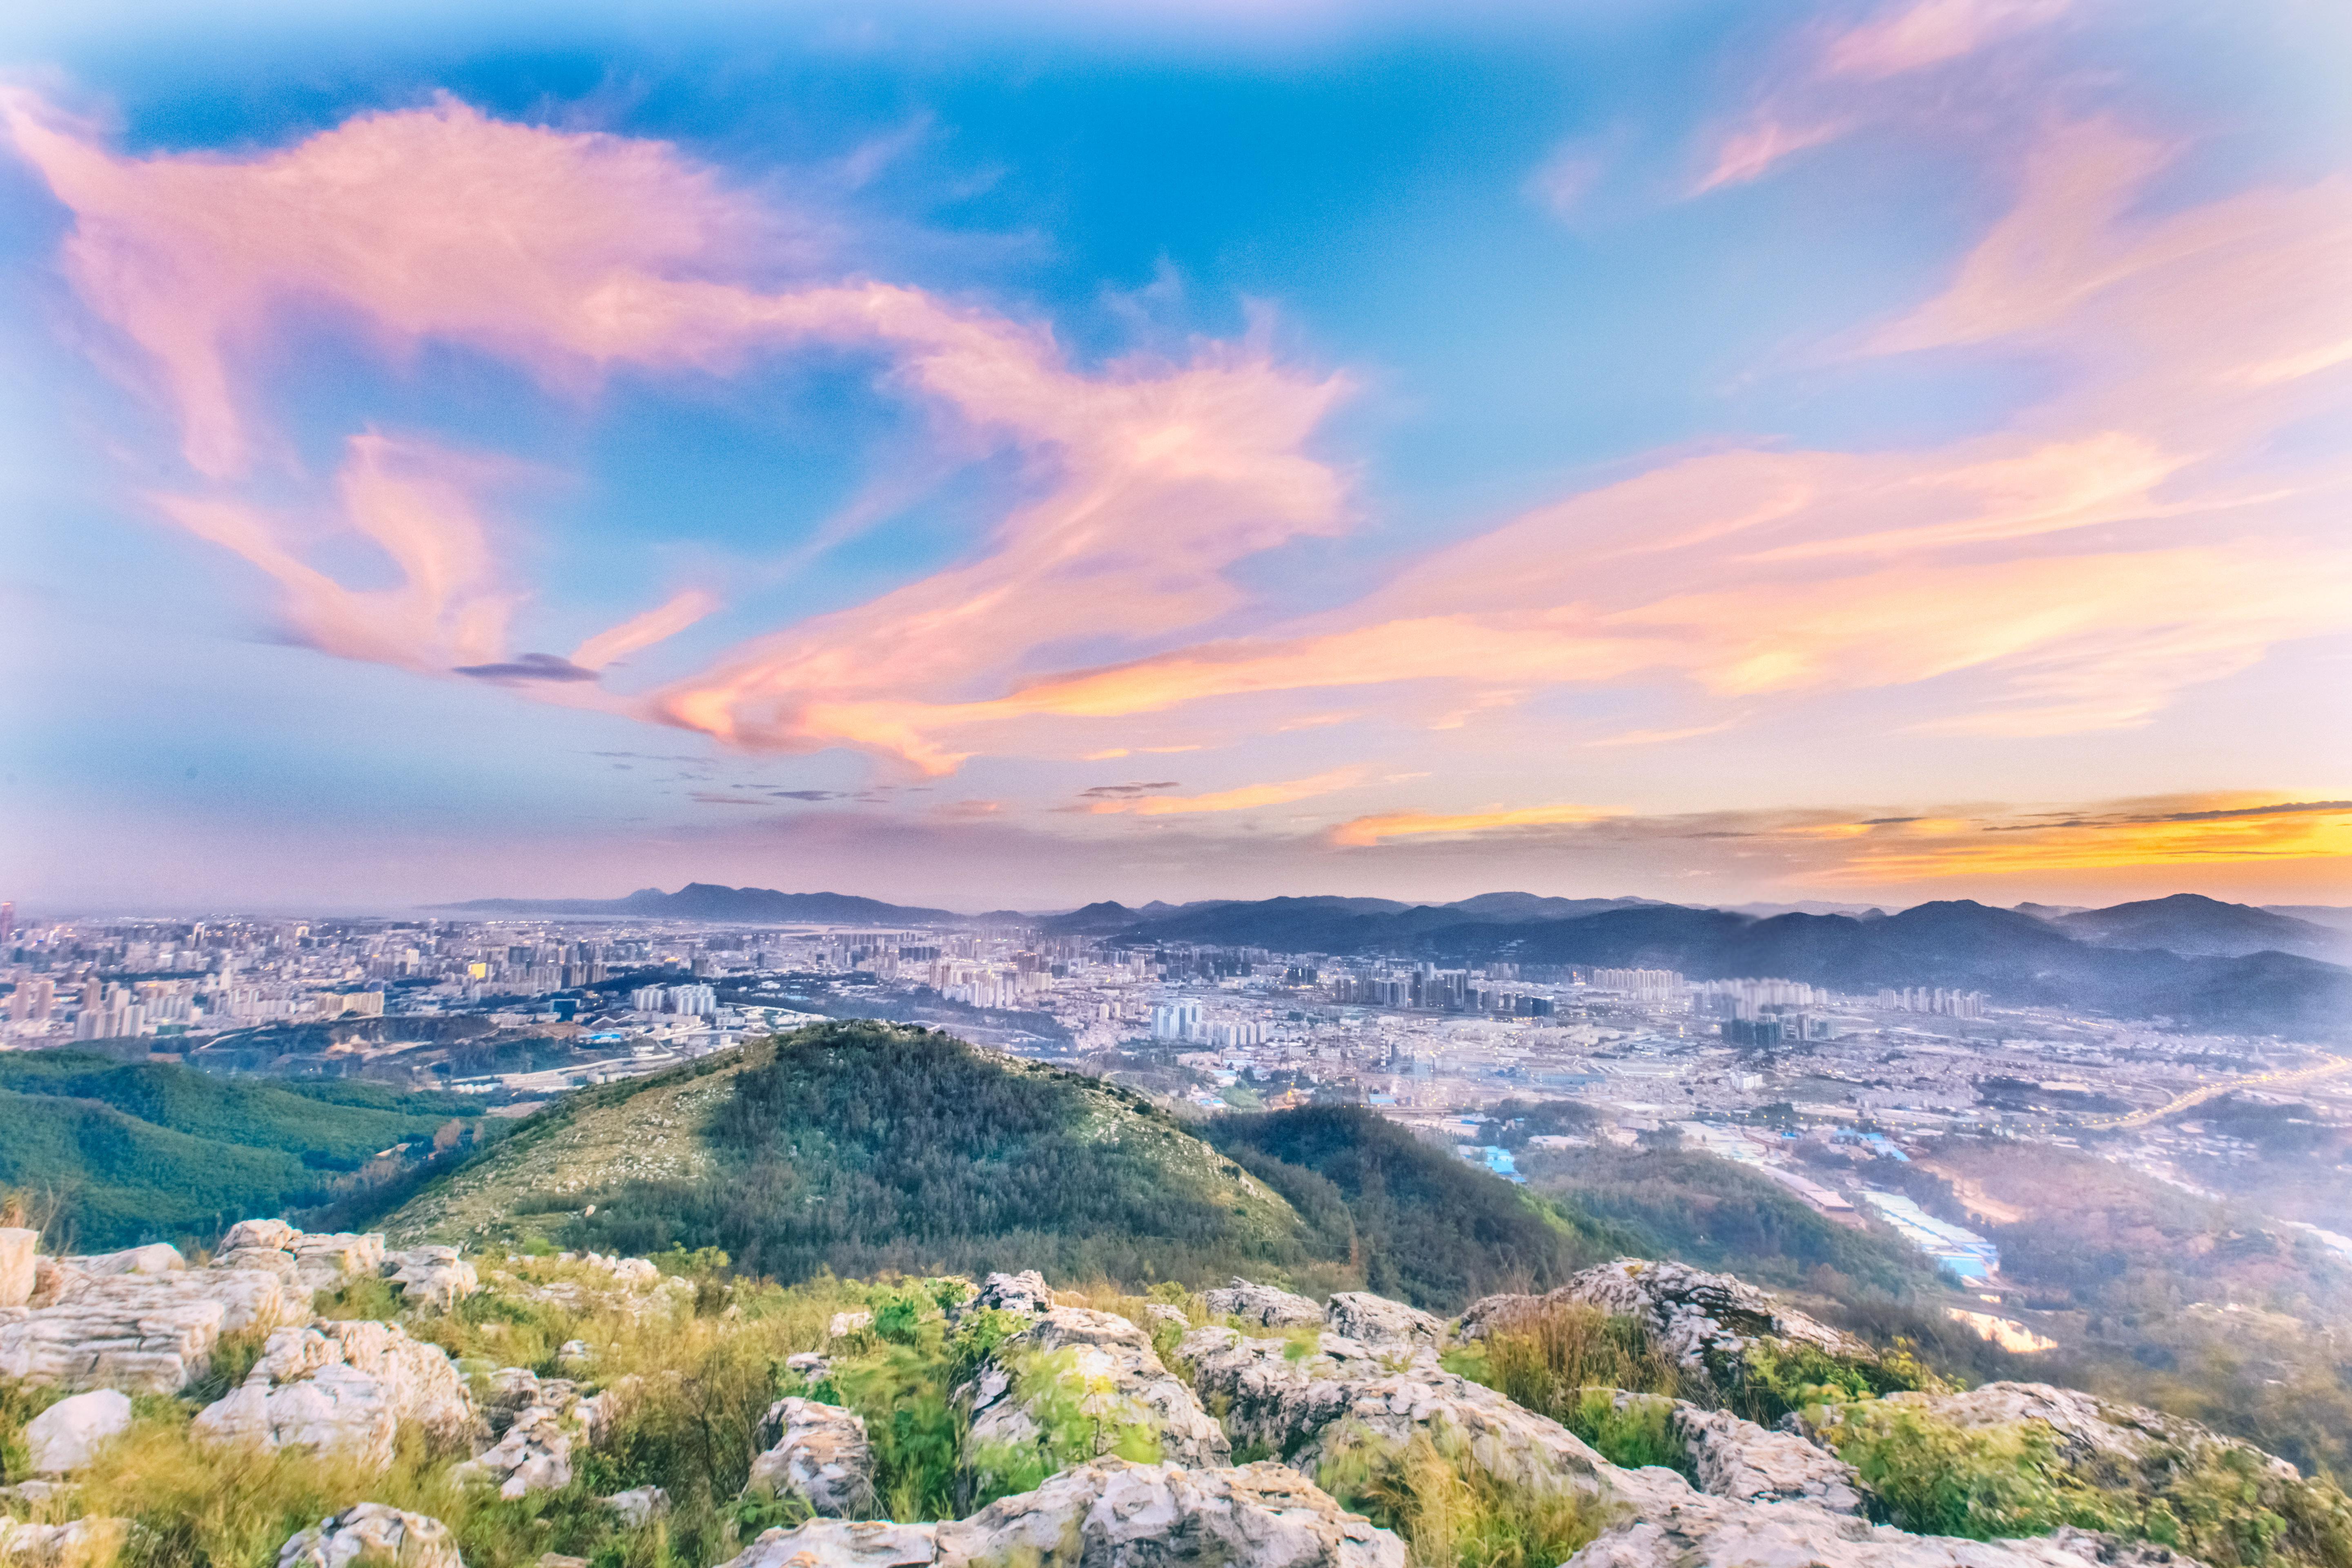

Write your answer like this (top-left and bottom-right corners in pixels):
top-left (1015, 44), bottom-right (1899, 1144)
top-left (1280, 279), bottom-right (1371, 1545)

top-left (2, 0), bottom-right (2347, 913)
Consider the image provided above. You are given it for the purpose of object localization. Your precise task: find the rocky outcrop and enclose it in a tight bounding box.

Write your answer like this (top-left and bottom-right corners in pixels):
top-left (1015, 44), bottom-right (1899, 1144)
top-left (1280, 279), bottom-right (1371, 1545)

top-left (1203, 1279), bottom-right (1322, 1330)
top-left (1175, 1326), bottom-right (1392, 1456)
top-left (449, 1367), bottom-right (582, 1497)
top-left (4, 1278), bottom-right (241, 1393)
top-left (0, 1220), bottom-right (406, 1396)
top-left (193, 1320), bottom-right (475, 1470)
top-left (22, 1389), bottom-right (133, 1474)
top-left (1459, 1259), bottom-right (1871, 1404)
top-left (62, 1244), bottom-right (186, 1278)
top-left (454, 1404), bottom-right (573, 1498)
top-left (276, 1505), bottom-right (462, 1568)
top-left (716, 1459), bottom-right (1404, 1568)
top-left (958, 1309), bottom-right (1230, 1492)
top-left (0, 1515), bottom-right (129, 1568)
top-left (748, 1398), bottom-right (877, 1517)
top-left (604, 1487), bottom-right (669, 1527)
top-left (968, 1272), bottom-right (1054, 1318)
top-left (385, 1248), bottom-right (479, 1313)
top-left (1568, 1487), bottom-right (2193, 1568)
top-left (1322, 1293), bottom-right (1442, 1353)
top-left (1673, 1405), bottom-right (1863, 1513)
top-left (1180, 1321), bottom-right (1611, 1497)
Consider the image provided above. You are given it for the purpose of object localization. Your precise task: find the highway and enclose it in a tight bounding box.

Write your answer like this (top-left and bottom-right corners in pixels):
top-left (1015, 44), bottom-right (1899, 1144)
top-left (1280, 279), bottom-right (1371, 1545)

top-left (2084, 1054), bottom-right (2352, 1130)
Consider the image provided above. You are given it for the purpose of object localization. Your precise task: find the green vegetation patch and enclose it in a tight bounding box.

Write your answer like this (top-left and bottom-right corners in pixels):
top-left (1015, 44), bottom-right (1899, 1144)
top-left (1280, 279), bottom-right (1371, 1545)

top-left (1207, 1107), bottom-right (1630, 1310)
top-left (534, 1023), bottom-right (1313, 1286)
top-left (1314, 1422), bottom-right (1605, 1568)
top-left (0, 1050), bottom-right (482, 1250)
top-left (1822, 1401), bottom-right (2352, 1568)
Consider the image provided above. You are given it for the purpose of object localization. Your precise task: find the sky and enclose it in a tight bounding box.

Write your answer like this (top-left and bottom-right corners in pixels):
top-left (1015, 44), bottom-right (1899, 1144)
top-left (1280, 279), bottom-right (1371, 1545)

top-left (2, 0), bottom-right (2349, 915)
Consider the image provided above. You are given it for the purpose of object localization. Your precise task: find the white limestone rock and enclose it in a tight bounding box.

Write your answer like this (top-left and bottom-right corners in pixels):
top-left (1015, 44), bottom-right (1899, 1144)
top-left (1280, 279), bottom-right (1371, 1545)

top-left (1203, 1279), bottom-right (1322, 1330)
top-left (748, 1398), bottom-right (876, 1517)
top-left (713, 1459), bottom-right (1405, 1568)
top-left (63, 1245), bottom-right (185, 1278)
top-left (23, 1390), bottom-right (133, 1474)
top-left (828, 1311), bottom-right (874, 1341)
top-left (1569, 1488), bottom-right (2184, 1568)
top-left (453, 1404), bottom-right (573, 1498)
top-left (1322, 1293), bottom-right (1443, 1353)
top-left (956, 1307), bottom-right (1230, 1494)
top-left (193, 1319), bottom-right (475, 1471)
top-left (220, 1220), bottom-right (301, 1254)
top-left (1673, 1404), bottom-right (1864, 1513)
top-left (940, 1459), bottom-right (1407, 1568)
top-left (603, 1488), bottom-right (669, 1528)
top-left (277, 1504), bottom-right (462, 1568)
top-left (1174, 1326), bottom-right (1404, 1457)
top-left (968, 1272), bottom-right (1054, 1318)
top-left (385, 1247), bottom-right (478, 1313)
top-left (0, 1515), bottom-right (129, 1568)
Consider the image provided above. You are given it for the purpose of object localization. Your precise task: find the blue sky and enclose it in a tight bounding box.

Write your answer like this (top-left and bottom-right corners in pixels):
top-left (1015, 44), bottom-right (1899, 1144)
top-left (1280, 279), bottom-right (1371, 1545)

top-left (3, 0), bottom-right (2348, 912)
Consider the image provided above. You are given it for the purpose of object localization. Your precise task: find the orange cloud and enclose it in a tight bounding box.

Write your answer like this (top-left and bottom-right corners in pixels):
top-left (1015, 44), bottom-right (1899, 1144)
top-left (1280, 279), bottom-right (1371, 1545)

top-left (1330, 804), bottom-right (1614, 848)
top-left (1799, 797), bottom-right (2352, 883)
top-left (1088, 769), bottom-right (1361, 816)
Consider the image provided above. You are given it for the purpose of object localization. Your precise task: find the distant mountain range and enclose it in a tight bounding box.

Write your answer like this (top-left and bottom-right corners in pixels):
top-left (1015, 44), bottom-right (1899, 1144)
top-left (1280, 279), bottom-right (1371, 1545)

top-left (438, 882), bottom-right (967, 925)
top-left (439, 883), bottom-right (2352, 1037)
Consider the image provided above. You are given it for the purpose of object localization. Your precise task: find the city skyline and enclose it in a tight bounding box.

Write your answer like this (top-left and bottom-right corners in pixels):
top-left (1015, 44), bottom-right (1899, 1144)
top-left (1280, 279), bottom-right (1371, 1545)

top-left (4, 0), bottom-right (2349, 911)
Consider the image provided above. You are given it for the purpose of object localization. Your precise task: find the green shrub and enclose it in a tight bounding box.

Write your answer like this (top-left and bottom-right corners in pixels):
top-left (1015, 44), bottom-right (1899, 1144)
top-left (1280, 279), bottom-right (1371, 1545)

top-left (1315, 1423), bottom-right (1603, 1568)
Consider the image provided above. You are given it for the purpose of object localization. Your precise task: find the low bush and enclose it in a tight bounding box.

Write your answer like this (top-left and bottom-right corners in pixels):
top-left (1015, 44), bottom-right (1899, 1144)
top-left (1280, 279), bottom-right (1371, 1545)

top-left (1315, 1424), bottom-right (1603, 1568)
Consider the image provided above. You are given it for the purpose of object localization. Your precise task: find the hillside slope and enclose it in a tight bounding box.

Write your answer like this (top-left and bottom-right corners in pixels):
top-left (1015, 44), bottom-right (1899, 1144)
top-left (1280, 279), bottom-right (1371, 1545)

top-left (380, 1022), bottom-right (1318, 1287)
top-left (0, 1049), bottom-right (483, 1250)
top-left (376, 1023), bottom-right (1612, 1307)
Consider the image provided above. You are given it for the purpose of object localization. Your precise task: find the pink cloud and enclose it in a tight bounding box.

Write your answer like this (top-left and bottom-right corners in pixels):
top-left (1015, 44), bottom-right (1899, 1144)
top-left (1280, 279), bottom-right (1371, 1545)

top-left (149, 434), bottom-right (519, 674)
top-left (1694, 117), bottom-right (1850, 193)
top-left (1823, 0), bottom-right (2070, 80)
top-left (570, 588), bottom-right (719, 671)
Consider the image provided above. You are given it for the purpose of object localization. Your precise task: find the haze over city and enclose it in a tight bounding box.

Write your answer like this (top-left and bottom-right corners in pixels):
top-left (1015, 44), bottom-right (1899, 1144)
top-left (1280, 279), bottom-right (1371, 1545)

top-left (3, 0), bottom-right (2347, 913)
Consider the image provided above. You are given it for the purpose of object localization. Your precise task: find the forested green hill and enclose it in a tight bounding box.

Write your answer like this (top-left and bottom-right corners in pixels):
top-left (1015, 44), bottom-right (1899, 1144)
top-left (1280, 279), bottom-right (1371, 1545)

top-left (374, 1023), bottom-right (1617, 1307)
top-left (0, 1050), bottom-right (482, 1250)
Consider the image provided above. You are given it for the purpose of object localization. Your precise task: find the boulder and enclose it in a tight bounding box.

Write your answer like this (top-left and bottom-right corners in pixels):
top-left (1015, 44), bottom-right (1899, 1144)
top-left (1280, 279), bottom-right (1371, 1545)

top-left (1180, 1320), bottom-right (1612, 1499)
top-left (1174, 1326), bottom-right (1392, 1457)
top-left (452, 1404), bottom-right (573, 1498)
top-left (1569, 1487), bottom-right (2188, 1568)
top-left (748, 1398), bottom-right (876, 1517)
top-left (0, 1229), bottom-right (35, 1308)
top-left (957, 1308), bottom-right (1229, 1496)
top-left (193, 1320), bottom-right (475, 1471)
top-left (1203, 1279), bottom-right (1322, 1330)
top-left (23, 1390), bottom-right (134, 1474)
top-left (385, 1248), bottom-right (478, 1313)
top-left (604, 1487), bottom-right (669, 1527)
top-left (0, 1515), bottom-right (129, 1568)
top-left (221, 1220), bottom-right (299, 1253)
top-left (1673, 1405), bottom-right (1862, 1513)
top-left (828, 1311), bottom-right (873, 1341)
top-left (63, 1245), bottom-right (185, 1278)
top-left (287, 1233), bottom-right (387, 1295)
top-left (713, 1459), bottom-right (1405, 1568)
top-left (276, 1505), bottom-right (462, 1568)
top-left (721, 1521), bottom-right (938, 1568)
top-left (969, 1271), bottom-right (1054, 1317)
top-left (1546, 1259), bottom-right (1868, 1373)
top-left (0, 1278), bottom-right (232, 1393)
top-left (1322, 1293), bottom-right (1443, 1352)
